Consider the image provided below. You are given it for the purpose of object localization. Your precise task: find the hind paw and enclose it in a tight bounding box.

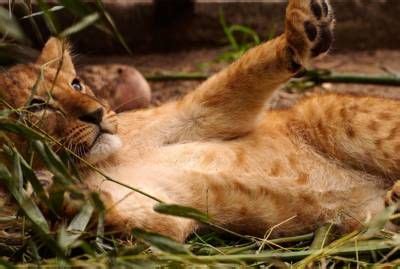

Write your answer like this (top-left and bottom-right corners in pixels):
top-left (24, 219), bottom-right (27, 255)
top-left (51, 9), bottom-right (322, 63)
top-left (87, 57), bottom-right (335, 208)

top-left (385, 181), bottom-right (400, 207)
top-left (285, 0), bottom-right (335, 66)
top-left (385, 181), bottom-right (400, 225)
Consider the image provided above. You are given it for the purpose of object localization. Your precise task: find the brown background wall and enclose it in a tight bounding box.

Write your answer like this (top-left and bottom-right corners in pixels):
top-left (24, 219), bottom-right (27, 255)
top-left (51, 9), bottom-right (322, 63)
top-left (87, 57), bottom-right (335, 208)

top-left (5, 0), bottom-right (400, 54)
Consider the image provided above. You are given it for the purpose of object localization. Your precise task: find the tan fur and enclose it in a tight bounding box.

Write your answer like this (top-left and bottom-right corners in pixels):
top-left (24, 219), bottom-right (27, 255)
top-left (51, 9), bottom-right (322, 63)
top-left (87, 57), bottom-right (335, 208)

top-left (1, 0), bottom-right (397, 242)
top-left (0, 37), bottom-right (119, 165)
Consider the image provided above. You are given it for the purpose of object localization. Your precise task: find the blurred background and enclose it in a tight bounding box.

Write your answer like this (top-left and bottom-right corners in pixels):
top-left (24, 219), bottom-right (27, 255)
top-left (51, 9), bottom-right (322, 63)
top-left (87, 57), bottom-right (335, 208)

top-left (3, 0), bottom-right (400, 53)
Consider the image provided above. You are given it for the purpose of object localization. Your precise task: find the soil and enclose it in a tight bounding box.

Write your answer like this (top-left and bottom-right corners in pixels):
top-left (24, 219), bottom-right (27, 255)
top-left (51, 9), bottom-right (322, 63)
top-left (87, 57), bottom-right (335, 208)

top-left (79, 49), bottom-right (400, 109)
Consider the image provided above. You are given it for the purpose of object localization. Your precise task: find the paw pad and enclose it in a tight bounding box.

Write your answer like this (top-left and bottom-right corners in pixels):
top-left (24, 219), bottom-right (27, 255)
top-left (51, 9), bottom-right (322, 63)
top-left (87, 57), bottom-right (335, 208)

top-left (286, 0), bottom-right (334, 62)
top-left (311, 23), bottom-right (333, 57)
top-left (311, 0), bottom-right (322, 19)
top-left (322, 1), bottom-right (329, 16)
top-left (304, 21), bottom-right (317, 41)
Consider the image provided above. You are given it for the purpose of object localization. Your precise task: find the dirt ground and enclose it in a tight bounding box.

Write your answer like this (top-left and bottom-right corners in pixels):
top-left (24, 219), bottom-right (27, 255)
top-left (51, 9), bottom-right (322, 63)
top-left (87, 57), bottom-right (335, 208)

top-left (80, 49), bottom-right (400, 109)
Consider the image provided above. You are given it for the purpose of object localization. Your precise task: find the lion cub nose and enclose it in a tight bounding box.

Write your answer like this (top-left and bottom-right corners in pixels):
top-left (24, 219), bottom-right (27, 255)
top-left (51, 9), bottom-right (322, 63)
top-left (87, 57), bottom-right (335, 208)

top-left (79, 108), bottom-right (104, 125)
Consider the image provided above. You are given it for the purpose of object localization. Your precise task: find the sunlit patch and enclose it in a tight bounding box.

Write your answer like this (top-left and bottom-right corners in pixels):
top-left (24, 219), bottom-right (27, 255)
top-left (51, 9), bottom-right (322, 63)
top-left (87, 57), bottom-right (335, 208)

top-left (85, 133), bottom-right (122, 163)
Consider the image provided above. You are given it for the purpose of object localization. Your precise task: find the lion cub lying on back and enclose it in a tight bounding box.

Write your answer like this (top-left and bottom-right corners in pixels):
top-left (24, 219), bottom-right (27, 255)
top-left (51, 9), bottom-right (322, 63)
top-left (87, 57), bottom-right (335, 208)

top-left (2, 0), bottom-right (400, 241)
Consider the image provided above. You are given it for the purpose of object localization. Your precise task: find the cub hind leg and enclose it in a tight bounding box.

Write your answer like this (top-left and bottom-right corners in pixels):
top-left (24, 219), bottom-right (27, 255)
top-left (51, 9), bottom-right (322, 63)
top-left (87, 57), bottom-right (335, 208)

top-left (385, 181), bottom-right (400, 226)
top-left (291, 94), bottom-right (400, 180)
top-left (290, 94), bottom-right (400, 228)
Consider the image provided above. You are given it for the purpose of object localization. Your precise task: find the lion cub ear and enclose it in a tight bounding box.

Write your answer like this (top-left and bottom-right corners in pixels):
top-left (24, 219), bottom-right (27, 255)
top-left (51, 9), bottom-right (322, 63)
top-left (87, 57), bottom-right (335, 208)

top-left (36, 37), bottom-right (76, 75)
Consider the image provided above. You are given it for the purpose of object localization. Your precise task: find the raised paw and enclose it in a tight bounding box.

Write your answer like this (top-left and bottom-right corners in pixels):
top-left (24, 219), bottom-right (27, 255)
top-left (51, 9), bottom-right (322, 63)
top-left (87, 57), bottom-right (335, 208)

top-left (285, 0), bottom-right (334, 66)
top-left (385, 181), bottom-right (400, 225)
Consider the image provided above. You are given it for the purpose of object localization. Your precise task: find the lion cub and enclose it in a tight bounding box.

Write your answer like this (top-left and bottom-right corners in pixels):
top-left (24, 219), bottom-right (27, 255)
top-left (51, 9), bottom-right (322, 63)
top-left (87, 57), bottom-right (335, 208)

top-left (2, 0), bottom-right (400, 241)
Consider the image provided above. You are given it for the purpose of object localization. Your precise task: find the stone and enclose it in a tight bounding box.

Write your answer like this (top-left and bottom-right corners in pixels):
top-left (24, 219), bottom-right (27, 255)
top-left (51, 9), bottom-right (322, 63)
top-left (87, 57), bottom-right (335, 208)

top-left (79, 64), bottom-right (151, 113)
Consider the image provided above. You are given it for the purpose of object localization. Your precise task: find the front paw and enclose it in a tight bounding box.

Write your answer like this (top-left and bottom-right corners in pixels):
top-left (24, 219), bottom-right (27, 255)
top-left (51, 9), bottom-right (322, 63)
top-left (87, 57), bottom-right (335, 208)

top-left (285, 0), bottom-right (335, 65)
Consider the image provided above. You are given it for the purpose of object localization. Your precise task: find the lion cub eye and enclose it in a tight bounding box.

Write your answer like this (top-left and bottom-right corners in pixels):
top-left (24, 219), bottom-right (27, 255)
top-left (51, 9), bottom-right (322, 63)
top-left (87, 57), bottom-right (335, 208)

top-left (71, 78), bottom-right (83, 91)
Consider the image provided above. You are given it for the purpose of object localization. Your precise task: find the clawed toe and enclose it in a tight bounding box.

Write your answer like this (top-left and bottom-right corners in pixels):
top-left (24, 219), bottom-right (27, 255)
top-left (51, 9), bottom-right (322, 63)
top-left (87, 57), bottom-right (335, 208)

top-left (385, 181), bottom-right (400, 225)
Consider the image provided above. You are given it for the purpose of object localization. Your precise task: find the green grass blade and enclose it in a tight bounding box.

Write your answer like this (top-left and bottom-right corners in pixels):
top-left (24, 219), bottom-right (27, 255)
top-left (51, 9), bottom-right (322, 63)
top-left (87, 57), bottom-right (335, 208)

top-left (362, 205), bottom-right (397, 239)
top-left (159, 240), bottom-right (393, 264)
top-left (95, 0), bottom-right (132, 54)
top-left (0, 121), bottom-right (44, 140)
top-left (21, 6), bottom-right (64, 20)
top-left (219, 8), bottom-right (238, 50)
top-left (67, 203), bottom-right (94, 232)
top-left (32, 140), bottom-right (76, 185)
top-left (90, 192), bottom-right (105, 248)
top-left (58, 0), bottom-right (91, 17)
top-left (11, 149), bottom-right (23, 192)
top-left (17, 152), bottom-right (50, 206)
top-left (18, 1), bottom-right (44, 45)
top-left (58, 203), bottom-right (94, 251)
top-left (0, 7), bottom-right (26, 43)
top-left (59, 0), bottom-right (111, 36)
top-left (228, 24), bottom-right (261, 45)
top-left (36, 0), bottom-right (59, 35)
top-left (154, 203), bottom-right (210, 223)
top-left (310, 223), bottom-right (334, 250)
top-left (0, 164), bottom-right (49, 234)
top-left (0, 258), bottom-right (16, 269)
top-left (60, 12), bottom-right (100, 38)
top-left (132, 228), bottom-right (191, 255)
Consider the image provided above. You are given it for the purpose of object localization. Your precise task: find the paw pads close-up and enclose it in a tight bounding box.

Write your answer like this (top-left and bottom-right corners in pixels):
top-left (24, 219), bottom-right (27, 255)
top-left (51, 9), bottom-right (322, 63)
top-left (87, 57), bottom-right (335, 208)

top-left (286, 0), bottom-right (334, 61)
top-left (311, 0), bottom-right (330, 19)
top-left (307, 0), bottom-right (333, 57)
top-left (311, 23), bottom-right (333, 57)
top-left (322, 1), bottom-right (329, 16)
top-left (304, 21), bottom-right (317, 41)
top-left (311, 0), bottom-right (323, 19)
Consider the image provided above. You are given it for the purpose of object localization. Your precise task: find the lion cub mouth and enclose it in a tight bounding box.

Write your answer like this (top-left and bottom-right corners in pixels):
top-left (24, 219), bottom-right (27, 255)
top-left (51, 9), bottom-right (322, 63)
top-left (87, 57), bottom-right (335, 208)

top-left (86, 133), bottom-right (122, 163)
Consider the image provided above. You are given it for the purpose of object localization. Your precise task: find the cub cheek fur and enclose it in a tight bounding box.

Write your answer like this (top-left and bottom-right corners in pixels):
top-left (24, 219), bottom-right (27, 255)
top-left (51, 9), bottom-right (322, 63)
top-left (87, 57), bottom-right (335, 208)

top-left (24, 111), bottom-right (62, 136)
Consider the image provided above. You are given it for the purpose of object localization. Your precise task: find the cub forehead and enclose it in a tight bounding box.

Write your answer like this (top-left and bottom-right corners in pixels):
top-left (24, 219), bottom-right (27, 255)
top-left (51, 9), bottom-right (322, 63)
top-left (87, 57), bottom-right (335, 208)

top-left (2, 63), bottom-right (72, 90)
top-left (0, 64), bottom-right (40, 107)
top-left (0, 62), bottom-right (101, 117)
top-left (1, 63), bottom-right (74, 99)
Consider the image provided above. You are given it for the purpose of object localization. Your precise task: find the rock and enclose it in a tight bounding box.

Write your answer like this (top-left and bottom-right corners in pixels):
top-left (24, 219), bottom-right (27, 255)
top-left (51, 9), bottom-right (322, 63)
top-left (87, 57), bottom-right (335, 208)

top-left (79, 64), bottom-right (151, 113)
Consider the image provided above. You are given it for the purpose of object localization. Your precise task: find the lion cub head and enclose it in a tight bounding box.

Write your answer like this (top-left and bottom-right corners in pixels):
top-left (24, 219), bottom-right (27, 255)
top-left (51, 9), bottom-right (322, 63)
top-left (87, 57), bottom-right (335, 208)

top-left (0, 38), bottom-right (122, 164)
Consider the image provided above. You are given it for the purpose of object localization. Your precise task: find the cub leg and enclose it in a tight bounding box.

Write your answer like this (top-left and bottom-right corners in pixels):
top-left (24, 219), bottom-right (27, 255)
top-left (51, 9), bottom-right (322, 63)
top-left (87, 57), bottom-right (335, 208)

top-left (291, 94), bottom-right (400, 219)
top-left (34, 170), bottom-right (198, 242)
top-left (291, 94), bottom-right (400, 179)
top-left (176, 0), bottom-right (334, 140)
